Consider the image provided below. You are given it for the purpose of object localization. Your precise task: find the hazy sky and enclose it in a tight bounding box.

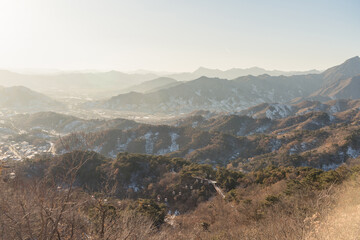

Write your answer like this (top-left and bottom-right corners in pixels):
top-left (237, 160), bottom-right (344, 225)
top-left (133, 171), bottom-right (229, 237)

top-left (0, 0), bottom-right (359, 72)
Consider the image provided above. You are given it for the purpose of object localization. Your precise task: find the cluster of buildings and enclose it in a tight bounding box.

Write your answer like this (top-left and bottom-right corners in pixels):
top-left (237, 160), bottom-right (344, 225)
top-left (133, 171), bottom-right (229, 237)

top-left (0, 140), bottom-right (51, 161)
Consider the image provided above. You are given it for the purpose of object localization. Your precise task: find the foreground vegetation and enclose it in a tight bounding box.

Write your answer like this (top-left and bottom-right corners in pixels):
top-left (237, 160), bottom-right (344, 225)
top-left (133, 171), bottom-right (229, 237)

top-left (1, 151), bottom-right (360, 239)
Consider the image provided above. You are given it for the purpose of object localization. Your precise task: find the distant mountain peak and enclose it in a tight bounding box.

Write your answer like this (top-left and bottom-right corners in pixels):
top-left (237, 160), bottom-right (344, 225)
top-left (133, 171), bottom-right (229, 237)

top-left (340, 56), bottom-right (360, 68)
top-left (337, 56), bottom-right (360, 68)
top-left (321, 56), bottom-right (360, 85)
top-left (196, 66), bottom-right (210, 71)
top-left (247, 66), bottom-right (264, 71)
top-left (193, 67), bottom-right (221, 75)
top-left (310, 56), bottom-right (360, 98)
top-left (344, 55), bottom-right (360, 62)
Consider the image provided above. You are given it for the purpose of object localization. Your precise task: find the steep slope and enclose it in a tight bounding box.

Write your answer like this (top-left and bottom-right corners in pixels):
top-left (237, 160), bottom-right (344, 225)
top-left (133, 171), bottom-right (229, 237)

top-left (315, 75), bottom-right (360, 99)
top-left (144, 81), bottom-right (184, 93)
top-left (321, 56), bottom-right (360, 85)
top-left (310, 56), bottom-right (360, 99)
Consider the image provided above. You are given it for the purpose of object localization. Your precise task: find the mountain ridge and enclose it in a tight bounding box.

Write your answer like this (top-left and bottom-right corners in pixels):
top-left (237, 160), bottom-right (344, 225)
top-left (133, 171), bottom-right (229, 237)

top-left (86, 57), bottom-right (360, 114)
top-left (167, 66), bottom-right (321, 81)
top-left (0, 85), bottom-right (64, 112)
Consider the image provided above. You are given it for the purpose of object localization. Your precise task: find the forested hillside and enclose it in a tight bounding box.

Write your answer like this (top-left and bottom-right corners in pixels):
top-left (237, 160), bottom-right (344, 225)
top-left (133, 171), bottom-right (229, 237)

top-left (1, 151), bottom-right (360, 239)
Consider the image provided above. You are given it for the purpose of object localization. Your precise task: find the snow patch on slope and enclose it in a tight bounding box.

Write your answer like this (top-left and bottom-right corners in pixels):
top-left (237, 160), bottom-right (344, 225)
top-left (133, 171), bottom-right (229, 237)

top-left (144, 131), bottom-right (158, 154)
top-left (322, 163), bottom-right (341, 171)
top-left (157, 132), bottom-right (179, 155)
top-left (265, 104), bottom-right (292, 120)
top-left (329, 105), bottom-right (339, 114)
top-left (347, 146), bottom-right (360, 158)
top-left (270, 139), bottom-right (282, 152)
top-left (118, 134), bottom-right (135, 152)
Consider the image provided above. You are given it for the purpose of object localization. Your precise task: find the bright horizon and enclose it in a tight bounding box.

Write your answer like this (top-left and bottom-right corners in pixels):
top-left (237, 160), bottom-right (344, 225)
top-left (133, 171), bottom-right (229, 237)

top-left (0, 0), bottom-right (359, 72)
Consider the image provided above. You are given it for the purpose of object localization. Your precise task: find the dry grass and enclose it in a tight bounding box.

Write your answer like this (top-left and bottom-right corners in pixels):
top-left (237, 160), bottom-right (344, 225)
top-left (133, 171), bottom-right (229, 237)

top-left (1, 176), bottom-right (359, 240)
top-left (305, 177), bottom-right (360, 240)
top-left (2, 154), bottom-right (360, 239)
top-left (155, 175), bottom-right (360, 240)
